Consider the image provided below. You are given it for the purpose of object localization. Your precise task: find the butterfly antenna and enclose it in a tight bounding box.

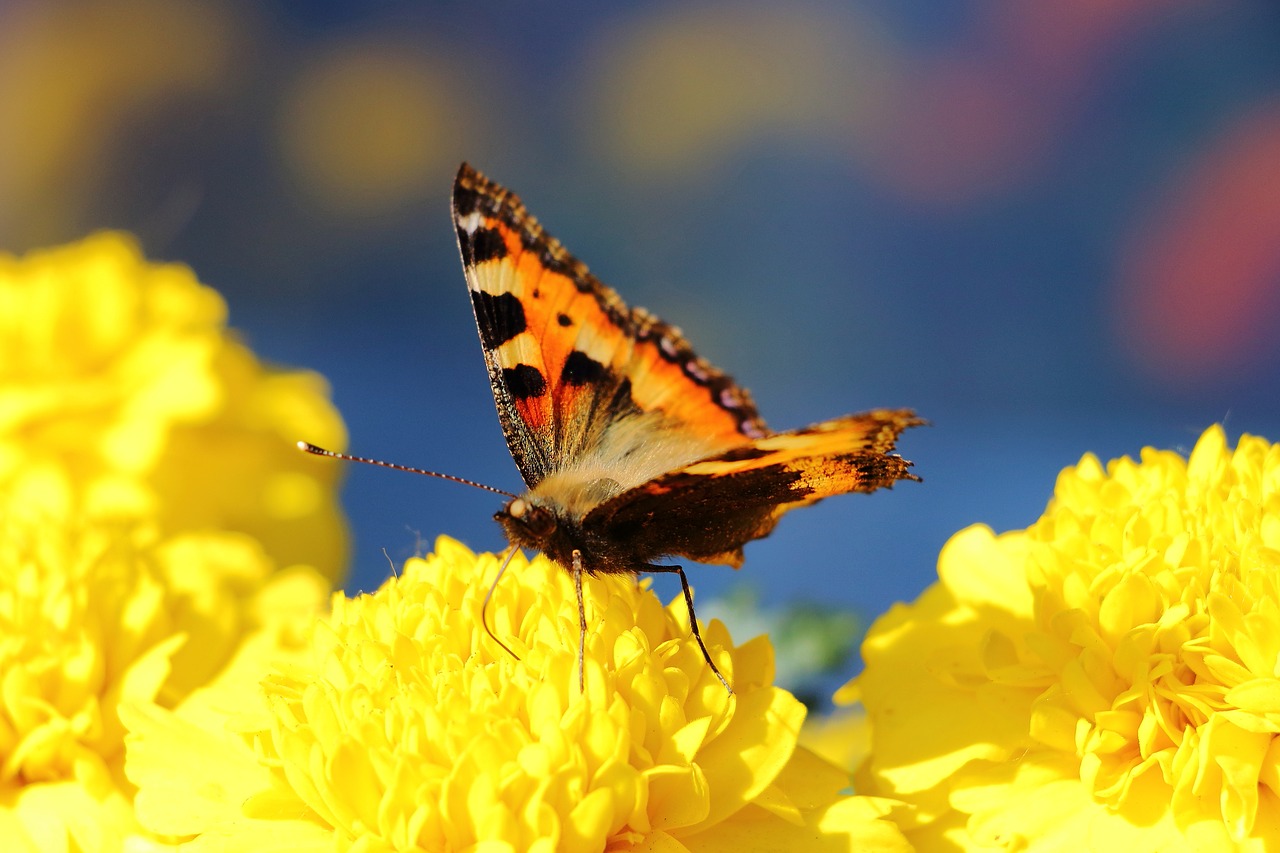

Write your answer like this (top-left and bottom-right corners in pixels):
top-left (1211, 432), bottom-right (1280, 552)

top-left (297, 442), bottom-right (518, 498)
top-left (482, 545), bottom-right (522, 662)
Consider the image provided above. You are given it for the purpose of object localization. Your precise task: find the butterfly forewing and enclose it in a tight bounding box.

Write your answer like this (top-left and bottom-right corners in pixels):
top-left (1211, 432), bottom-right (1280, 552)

top-left (453, 164), bottom-right (767, 494)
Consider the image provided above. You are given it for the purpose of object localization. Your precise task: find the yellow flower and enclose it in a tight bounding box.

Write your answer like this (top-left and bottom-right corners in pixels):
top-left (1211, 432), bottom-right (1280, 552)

top-left (851, 425), bottom-right (1280, 850)
top-left (124, 537), bottom-right (913, 851)
top-left (800, 707), bottom-right (873, 779)
top-left (0, 232), bottom-right (349, 580)
top-left (0, 505), bottom-right (330, 852)
top-left (0, 233), bottom-right (344, 851)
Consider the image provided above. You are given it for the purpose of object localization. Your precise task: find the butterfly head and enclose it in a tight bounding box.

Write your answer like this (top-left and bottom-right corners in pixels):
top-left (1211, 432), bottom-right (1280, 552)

top-left (495, 496), bottom-right (560, 552)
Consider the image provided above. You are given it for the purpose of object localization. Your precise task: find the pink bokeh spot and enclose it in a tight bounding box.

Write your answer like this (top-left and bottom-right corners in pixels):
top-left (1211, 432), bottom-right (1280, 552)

top-left (867, 0), bottom-right (1198, 206)
top-left (872, 57), bottom-right (1045, 204)
top-left (1115, 103), bottom-right (1280, 384)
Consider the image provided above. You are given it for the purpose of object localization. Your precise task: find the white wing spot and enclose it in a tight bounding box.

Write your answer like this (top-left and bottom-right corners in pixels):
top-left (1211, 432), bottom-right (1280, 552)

top-left (457, 210), bottom-right (484, 235)
top-left (684, 359), bottom-right (711, 381)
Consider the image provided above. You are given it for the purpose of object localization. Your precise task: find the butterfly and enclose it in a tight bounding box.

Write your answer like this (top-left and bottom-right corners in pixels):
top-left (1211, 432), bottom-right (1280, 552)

top-left (451, 163), bottom-right (921, 692)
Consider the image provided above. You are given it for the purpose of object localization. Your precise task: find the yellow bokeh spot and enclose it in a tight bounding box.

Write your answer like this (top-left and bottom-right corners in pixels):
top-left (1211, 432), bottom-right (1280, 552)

top-left (585, 3), bottom-right (898, 178)
top-left (0, 0), bottom-right (237, 245)
top-left (277, 41), bottom-right (462, 216)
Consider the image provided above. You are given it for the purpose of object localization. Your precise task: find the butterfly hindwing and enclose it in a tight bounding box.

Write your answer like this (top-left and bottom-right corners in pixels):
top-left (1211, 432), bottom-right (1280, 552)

top-left (453, 164), bottom-right (767, 491)
top-left (583, 410), bottom-right (923, 567)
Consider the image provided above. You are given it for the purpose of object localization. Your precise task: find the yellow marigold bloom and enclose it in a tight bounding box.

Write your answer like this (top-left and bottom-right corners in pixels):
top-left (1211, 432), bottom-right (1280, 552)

top-left (124, 537), bottom-right (913, 852)
top-left (851, 425), bottom-right (1280, 850)
top-left (0, 232), bottom-right (345, 850)
top-left (800, 707), bottom-right (873, 779)
top-left (0, 508), bottom-right (330, 852)
top-left (0, 232), bottom-right (348, 580)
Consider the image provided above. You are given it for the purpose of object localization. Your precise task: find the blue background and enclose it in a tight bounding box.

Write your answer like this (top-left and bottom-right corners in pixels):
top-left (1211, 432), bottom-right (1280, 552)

top-left (4, 1), bottom-right (1280, 648)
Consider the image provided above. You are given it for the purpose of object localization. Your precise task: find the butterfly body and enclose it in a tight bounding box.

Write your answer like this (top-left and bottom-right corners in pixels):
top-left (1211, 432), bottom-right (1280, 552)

top-left (454, 164), bottom-right (922, 589)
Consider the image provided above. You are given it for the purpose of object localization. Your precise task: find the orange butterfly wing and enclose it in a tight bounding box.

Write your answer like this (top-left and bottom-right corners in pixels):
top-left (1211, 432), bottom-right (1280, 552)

top-left (584, 410), bottom-right (923, 567)
top-left (453, 163), bottom-right (766, 488)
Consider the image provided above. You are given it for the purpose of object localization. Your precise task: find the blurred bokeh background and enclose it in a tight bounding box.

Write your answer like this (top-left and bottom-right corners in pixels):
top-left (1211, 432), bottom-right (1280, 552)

top-left (6, 0), bottom-right (1280, 694)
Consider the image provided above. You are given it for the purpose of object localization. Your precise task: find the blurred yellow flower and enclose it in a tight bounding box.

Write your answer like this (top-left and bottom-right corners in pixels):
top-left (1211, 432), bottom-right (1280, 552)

top-left (0, 232), bottom-right (344, 851)
top-left (800, 707), bottom-right (873, 780)
top-left (124, 537), bottom-right (913, 852)
top-left (851, 425), bottom-right (1280, 850)
top-left (0, 232), bottom-right (349, 580)
top-left (0, 512), bottom-right (327, 852)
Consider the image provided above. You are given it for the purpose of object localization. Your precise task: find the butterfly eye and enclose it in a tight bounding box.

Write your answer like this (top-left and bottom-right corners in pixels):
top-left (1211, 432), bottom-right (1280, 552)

top-left (504, 498), bottom-right (556, 538)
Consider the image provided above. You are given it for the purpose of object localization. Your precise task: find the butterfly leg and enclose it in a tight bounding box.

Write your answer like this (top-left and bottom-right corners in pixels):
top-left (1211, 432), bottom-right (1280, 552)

top-left (645, 564), bottom-right (734, 695)
top-left (573, 549), bottom-right (586, 693)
